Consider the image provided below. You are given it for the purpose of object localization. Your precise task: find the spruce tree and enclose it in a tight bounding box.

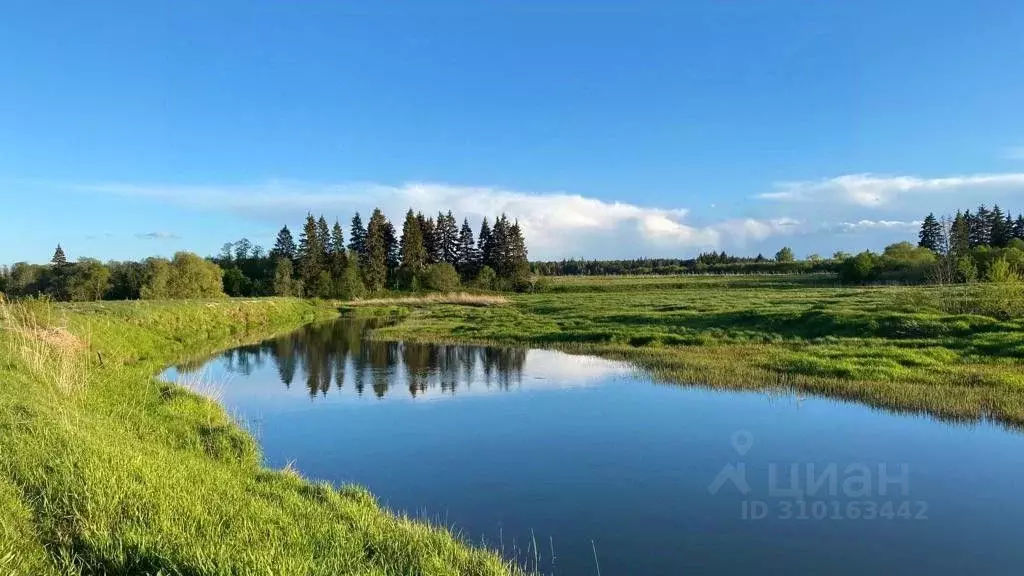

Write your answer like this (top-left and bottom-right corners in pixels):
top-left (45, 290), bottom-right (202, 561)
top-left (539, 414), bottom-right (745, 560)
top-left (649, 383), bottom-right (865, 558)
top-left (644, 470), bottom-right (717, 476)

top-left (440, 210), bottom-right (460, 264)
top-left (508, 219), bottom-right (530, 287)
top-left (363, 208), bottom-right (389, 292)
top-left (491, 214), bottom-right (511, 277)
top-left (271, 226), bottom-right (297, 260)
top-left (990, 205), bottom-right (1012, 247)
top-left (1014, 215), bottom-right (1024, 240)
top-left (478, 217), bottom-right (493, 272)
top-left (297, 213), bottom-right (323, 292)
top-left (950, 211), bottom-right (971, 257)
top-left (383, 219), bottom-right (399, 278)
top-left (50, 244), bottom-right (69, 301)
top-left (51, 244), bottom-right (67, 267)
top-left (317, 216), bottom-right (332, 263)
top-left (456, 218), bottom-right (478, 278)
top-left (399, 209), bottom-right (427, 273)
top-left (330, 220), bottom-right (348, 278)
top-left (419, 214), bottom-right (440, 264)
top-left (348, 212), bottom-right (368, 266)
top-left (918, 213), bottom-right (943, 252)
top-left (970, 205), bottom-right (991, 247)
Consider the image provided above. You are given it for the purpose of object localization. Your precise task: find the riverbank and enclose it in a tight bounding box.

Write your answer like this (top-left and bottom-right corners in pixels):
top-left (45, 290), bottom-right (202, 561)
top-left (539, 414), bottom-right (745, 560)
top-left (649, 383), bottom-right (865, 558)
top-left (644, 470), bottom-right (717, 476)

top-left (358, 275), bottom-right (1024, 427)
top-left (0, 298), bottom-right (518, 575)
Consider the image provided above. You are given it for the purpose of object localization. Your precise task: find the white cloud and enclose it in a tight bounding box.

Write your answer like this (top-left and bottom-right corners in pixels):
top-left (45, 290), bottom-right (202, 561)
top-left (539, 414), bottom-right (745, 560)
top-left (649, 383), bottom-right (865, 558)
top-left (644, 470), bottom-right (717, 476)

top-left (135, 231), bottom-right (181, 240)
top-left (76, 181), bottom-right (801, 259)
top-left (834, 220), bottom-right (921, 233)
top-left (758, 172), bottom-right (1024, 207)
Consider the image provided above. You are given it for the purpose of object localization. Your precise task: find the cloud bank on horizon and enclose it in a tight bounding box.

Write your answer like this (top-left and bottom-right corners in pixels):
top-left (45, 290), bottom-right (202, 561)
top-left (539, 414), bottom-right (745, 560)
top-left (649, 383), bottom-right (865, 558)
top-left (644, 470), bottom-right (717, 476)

top-left (75, 171), bottom-right (1024, 260)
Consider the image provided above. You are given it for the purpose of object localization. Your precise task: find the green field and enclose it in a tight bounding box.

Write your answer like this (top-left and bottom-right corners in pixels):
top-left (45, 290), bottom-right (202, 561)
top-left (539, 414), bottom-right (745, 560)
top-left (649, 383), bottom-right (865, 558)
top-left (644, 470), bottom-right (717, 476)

top-left (362, 274), bottom-right (1024, 427)
top-left (5, 275), bottom-right (1024, 573)
top-left (0, 298), bottom-right (518, 575)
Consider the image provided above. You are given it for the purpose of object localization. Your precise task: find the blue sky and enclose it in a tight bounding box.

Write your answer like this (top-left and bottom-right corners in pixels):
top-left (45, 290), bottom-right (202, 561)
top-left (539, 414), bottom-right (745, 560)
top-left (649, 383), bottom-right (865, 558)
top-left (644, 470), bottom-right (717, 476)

top-left (2, 0), bottom-right (1024, 263)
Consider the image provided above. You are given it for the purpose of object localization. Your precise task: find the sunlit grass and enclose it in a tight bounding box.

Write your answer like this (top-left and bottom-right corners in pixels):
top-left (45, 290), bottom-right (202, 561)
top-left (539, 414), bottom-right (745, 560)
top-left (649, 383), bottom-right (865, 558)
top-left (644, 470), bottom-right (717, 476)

top-left (0, 297), bottom-right (522, 575)
top-left (365, 275), bottom-right (1024, 427)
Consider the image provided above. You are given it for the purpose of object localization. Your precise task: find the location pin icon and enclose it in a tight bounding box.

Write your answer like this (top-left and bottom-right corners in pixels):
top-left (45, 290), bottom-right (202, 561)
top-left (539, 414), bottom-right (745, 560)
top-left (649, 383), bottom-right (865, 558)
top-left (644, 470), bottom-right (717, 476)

top-left (731, 430), bottom-right (754, 456)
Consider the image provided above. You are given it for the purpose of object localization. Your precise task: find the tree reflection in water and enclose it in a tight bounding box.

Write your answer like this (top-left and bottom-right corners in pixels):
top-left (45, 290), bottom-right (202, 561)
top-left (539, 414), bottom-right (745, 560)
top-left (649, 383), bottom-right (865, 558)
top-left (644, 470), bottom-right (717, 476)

top-left (176, 318), bottom-right (527, 399)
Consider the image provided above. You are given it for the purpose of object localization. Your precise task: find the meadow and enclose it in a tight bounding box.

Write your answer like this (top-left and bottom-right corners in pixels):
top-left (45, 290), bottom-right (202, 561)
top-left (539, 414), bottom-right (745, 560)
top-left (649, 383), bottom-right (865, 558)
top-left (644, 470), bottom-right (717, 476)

top-left (5, 274), bottom-right (1024, 573)
top-left (362, 274), bottom-right (1024, 427)
top-left (0, 298), bottom-right (519, 575)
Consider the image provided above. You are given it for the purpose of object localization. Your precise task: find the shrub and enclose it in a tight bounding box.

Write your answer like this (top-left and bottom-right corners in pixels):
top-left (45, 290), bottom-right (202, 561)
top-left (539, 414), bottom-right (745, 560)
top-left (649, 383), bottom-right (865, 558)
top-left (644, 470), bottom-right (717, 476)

top-left (141, 253), bottom-right (224, 299)
top-left (473, 266), bottom-right (497, 290)
top-left (986, 257), bottom-right (1019, 284)
top-left (838, 251), bottom-right (878, 284)
top-left (423, 263), bottom-right (460, 292)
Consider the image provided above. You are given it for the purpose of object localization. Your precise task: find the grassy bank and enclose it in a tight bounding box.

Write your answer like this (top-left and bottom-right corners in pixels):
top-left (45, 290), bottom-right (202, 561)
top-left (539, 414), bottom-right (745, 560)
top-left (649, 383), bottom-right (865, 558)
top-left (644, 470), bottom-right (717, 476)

top-left (358, 275), bottom-right (1024, 427)
top-left (0, 298), bottom-right (519, 575)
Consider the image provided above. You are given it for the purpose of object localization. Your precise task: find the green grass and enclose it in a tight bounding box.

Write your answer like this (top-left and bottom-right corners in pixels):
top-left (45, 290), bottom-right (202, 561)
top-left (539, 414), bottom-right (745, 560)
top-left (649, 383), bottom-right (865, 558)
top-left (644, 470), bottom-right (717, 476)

top-left (0, 298), bottom-right (520, 576)
top-left (358, 275), bottom-right (1024, 427)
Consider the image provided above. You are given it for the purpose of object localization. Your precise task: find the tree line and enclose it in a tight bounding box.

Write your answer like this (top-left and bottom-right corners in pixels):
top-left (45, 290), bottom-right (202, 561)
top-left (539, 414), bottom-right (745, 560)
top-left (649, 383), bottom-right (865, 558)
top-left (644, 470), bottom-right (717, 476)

top-left (906, 204), bottom-right (1024, 284)
top-left (531, 250), bottom-right (840, 277)
top-left (0, 209), bottom-right (530, 301)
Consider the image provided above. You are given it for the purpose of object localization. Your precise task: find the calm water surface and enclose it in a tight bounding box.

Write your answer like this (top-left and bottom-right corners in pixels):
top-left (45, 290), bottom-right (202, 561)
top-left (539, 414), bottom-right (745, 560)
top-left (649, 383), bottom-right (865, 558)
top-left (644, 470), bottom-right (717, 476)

top-left (163, 318), bottom-right (1024, 575)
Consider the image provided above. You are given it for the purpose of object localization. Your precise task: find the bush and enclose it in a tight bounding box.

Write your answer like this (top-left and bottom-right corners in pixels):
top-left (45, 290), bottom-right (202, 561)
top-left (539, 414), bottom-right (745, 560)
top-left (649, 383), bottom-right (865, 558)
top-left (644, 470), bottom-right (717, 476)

top-left (423, 263), bottom-right (460, 292)
top-left (141, 253), bottom-right (224, 299)
top-left (775, 246), bottom-right (794, 263)
top-left (986, 257), bottom-right (1019, 284)
top-left (956, 257), bottom-right (978, 284)
top-left (473, 266), bottom-right (497, 290)
top-left (839, 251), bottom-right (878, 284)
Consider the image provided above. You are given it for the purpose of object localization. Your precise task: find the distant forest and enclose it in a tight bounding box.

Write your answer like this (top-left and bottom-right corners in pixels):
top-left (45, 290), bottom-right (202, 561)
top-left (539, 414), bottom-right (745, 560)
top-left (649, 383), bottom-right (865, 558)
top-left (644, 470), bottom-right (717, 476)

top-left (0, 209), bottom-right (529, 301)
top-left (536, 203), bottom-right (1024, 285)
top-left (3, 203), bottom-right (1024, 301)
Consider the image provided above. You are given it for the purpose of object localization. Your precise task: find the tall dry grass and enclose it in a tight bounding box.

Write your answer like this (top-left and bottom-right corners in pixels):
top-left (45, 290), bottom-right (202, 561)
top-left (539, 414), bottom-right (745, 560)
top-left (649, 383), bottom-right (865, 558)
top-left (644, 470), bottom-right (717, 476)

top-left (345, 292), bottom-right (509, 307)
top-left (0, 297), bottom-right (87, 396)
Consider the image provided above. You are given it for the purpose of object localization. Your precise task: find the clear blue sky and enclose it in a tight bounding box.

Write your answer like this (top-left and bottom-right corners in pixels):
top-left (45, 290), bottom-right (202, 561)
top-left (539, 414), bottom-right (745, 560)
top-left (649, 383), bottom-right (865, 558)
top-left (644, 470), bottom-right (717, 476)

top-left (2, 0), bottom-right (1023, 262)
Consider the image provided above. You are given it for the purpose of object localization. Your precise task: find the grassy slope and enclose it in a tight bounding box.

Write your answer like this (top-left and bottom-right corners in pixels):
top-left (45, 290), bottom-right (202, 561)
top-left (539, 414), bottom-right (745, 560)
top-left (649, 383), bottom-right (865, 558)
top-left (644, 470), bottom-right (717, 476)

top-left (0, 298), bottom-right (517, 576)
top-left (364, 275), bottom-right (1024, 427)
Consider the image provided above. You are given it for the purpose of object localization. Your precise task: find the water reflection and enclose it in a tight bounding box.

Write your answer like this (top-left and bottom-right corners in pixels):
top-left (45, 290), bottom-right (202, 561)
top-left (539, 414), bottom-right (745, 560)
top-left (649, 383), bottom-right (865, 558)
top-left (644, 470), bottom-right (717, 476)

top-left (173, 318), bottom-right (626, 401)
top-left (163, 317), bottom-right (1024, 575)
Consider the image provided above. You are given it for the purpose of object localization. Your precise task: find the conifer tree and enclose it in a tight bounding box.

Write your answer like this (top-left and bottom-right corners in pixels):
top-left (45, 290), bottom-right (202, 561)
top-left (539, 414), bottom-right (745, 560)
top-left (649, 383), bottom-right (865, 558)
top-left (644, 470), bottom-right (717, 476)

top-left (456, 218), bottom-right (478, 277)
top-left (400, 209), bottom-right (427, 273)
top-left (317, 216), bottom-right (332, 263)
top-left (298, 213), bottom-right (323, 292)
top-left (990, 205), bottom-right (1011, 247)
top-left (330, 220), bottom-right (348, 277)
top-left (491, 214), bottom-right (512, 276)
top-left (508, 219), bottom-right (530, 286)
top-left (435, 210), bottom-right (460, 265)
top-left (51, 244), bottom-right (67, 267)
top-left (1014, 215), bottom-right (1024, 240)
top-left (950, 211), bottom-right (971, 256)
top-left (419, 214), bottom-right (440, 264)
top-left (478, 217), bottom-right (493, 272)
top-left (50, 244), bottom-right (69, 300)
top-left (348, 212), bottom-right (368, 266)
top-left (918, 213), bottom-right (944, 253)
top-left (970, 205), bottom-right (991, 247)
top-left (363, 208), bottom-right (389, 292)
top-left (383, 219), bottom-right (399, 278)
